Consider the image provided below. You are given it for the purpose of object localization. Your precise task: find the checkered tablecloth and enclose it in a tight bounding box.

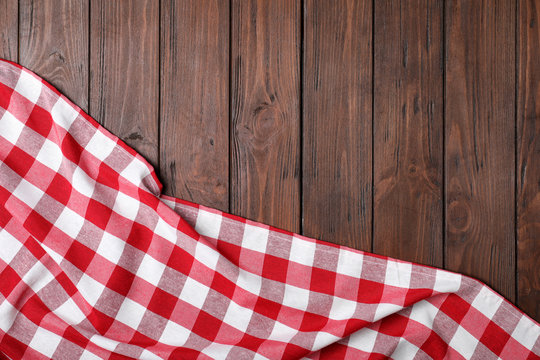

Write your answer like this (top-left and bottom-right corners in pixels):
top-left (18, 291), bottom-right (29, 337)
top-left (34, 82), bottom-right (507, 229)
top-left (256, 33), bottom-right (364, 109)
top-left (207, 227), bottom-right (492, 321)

top-left (0, 58), bottom-right (538, 360)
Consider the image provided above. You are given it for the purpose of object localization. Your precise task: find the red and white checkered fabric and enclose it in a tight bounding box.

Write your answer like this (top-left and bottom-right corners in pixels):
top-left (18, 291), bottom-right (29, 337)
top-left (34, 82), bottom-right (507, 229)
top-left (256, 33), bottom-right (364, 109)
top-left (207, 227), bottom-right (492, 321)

top-left (0, 58), bottom-right (538, 360)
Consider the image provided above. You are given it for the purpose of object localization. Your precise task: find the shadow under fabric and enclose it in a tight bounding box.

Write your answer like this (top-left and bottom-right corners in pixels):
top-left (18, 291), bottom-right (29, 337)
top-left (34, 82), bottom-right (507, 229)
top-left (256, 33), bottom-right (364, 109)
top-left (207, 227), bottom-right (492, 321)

top-left (0, 58), bottom-right (538, 360)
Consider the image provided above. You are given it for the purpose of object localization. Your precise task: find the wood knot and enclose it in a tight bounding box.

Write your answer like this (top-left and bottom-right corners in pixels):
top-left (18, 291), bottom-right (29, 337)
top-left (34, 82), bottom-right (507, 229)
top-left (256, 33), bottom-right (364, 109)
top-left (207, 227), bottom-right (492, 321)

top-left (49, 50), bottom-right (65, 63)
top-left (253, 103), bottom-right (281, 137)
top-left (126, 132), bottom-right (143, 141)
top-left (447, 201), bottom-right (471, 234)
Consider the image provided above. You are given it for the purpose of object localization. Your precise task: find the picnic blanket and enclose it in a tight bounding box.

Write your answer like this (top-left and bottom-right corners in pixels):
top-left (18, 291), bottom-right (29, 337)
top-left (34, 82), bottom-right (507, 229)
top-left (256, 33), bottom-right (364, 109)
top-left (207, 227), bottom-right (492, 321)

top-left (0, 58), bottom-right (538, 360)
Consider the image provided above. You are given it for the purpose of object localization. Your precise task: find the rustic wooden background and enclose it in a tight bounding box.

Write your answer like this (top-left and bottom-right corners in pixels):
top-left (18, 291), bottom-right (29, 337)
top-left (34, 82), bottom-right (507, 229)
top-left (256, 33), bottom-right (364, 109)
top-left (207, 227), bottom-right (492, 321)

top-left (0, 0), bottom-right (538, 322)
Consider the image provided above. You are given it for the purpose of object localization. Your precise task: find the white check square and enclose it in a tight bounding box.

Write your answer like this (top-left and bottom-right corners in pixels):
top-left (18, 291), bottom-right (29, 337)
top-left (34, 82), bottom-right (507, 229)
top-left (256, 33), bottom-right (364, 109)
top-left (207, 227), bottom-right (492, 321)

top-left (195, 209), bottom-right (222, 239)
top-left (136, 253), bottom-right (166, 286)
top-left (113, 192), bottom-right (140, 221)
top-left (241, 223), bottom-right (269, 253)
top-left (268, 321), bottom-right (297, 342)
top-left (15, 70), bottom-right (42, 103)
top-left (0, 300), bottom-right (17, 332)
top-left (336, 249), bottom-right (363, 277)
top-left (194, 241), bottom-right (220, 270)
top-left (433, 269), bottom-right (462, 293)
top-left (313, 331), bottom-right (340, 348)
top-left (512, 315), bottom-right (540, 349)
top-left (223, 300), bottom-right (253, 332)
top-left (72, 166), bottom-right (96, 198)
top-left (13, 178), bottom-right (44, 208)
top-left (78, 274), bottom-right (105, 306)
top-left (54, 298), bottom-right (86, 325)
top-left (282, 284), bottom-right (310, 311)
top-left (179, 277), bottom-right (209, 309)
top-left (51, 97), bottom-right (79, 130)
top-left (236, 269), bottom-right (262, 296)
top-left (448, 326), bottom-right (479, 359)
top-left (384, 260), bottom-right (412, 288)
top-left (28, 327), bottom-right (62, 358)
top-left (288, 236), bottom-right (316, 266)
top-left (201, 343), bottom-right (234, 359)
top-left (159, 321), bottom-right (190, 346)
top-left (55, 206), bottom-right (85, 238)
top-left (408, 300), bottom-right (438, 329)
top-left (0, 228), bottom-right (23, 264)
top-left (120, 159), bottom-right (150, 187)
top-left (329, 296), bottom-right (357, 320)
top-left (373, 302), bottom-right (403, 322)
top-left (85, 131), bottom-right (116, 161)
top-left (0, 111), bottom-right (25, 144)
top-left (96, 232), bottom-right (126, 264)
top-left (36, 138), bottom-right (63, 171)
top-left (89, 334), bottom-right (120, 352)
top-left (392, 339), bottom-right (420, 358)
top-left (23, 261), bottom-right (54, 293)
top-left (348, 327), bottom-right (378, 353)
top-left (471, 286), bottom-right (503, 320)
top-left (154, 217), bottom-right (177, 242)
top-left (116, 298), bottom-right (146, 330)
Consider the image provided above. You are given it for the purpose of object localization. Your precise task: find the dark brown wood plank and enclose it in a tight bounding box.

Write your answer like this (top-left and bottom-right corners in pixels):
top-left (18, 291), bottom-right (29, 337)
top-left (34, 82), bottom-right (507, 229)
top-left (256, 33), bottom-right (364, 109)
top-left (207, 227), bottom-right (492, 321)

top-left (0, 0), bottom-right (17, 61)
top-left (160, 0), bottom-right (229, 211)
top-left (303, 0), bottom-right (372, 249)
top-left (373, 1), bottom-right (444, 266)
top-left (517, 0), bottom-right (540, 321)
top-left (90, 0), bottom-right (159, 166)
top-left (231, 0), bottom-right (301, 233)
top-left (445, 0), bottom-right (516, 300)
top-left (19, 0), bottom-right (89, 110)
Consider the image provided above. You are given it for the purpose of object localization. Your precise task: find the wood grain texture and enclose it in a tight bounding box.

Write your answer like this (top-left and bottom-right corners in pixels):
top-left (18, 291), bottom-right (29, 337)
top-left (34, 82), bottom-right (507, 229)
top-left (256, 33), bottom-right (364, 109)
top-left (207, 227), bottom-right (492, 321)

top-left (517, 0), bottom-right (540, 321)
top-left (90, 0), bottom-right (159, 166)
top-left (160, 0), bottom-right (229, 211)
top-left (302, 0), bottom-right (372, 249)
top-left (231, 0), bottom-right (301, 233)
top-left (0, 0), bottom-right (17, 61)
top-left (8, 0), bottom-right (539, 319)
top-left (19, 0), bottom-right (89, 110)
top-left (373, 1), bottom-right (443, 266)
top-left (445, 0), bottom-right (516, 300)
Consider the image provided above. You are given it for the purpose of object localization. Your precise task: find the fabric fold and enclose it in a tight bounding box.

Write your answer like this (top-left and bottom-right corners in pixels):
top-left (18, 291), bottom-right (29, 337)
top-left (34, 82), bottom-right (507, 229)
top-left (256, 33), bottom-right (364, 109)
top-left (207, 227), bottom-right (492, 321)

top-left (0, 58), bottom-right (538, 360)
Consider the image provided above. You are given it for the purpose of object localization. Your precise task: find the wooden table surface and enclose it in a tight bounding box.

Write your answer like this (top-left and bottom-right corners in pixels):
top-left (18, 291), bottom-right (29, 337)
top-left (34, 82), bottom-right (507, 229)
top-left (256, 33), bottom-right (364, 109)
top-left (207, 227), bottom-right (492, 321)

top-left (1, 0), bottom-right (538, 322)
